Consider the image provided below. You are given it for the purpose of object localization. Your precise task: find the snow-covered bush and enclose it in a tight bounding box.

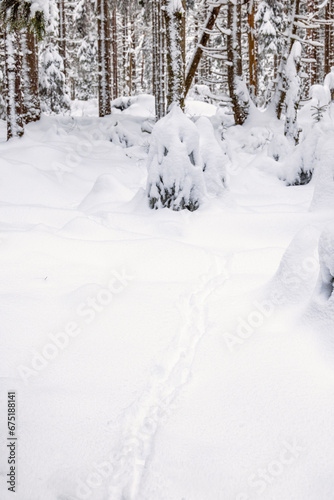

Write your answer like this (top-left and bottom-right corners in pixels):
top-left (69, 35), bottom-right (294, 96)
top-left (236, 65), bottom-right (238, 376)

top-left (196, 117), bottom-right (226, 196)
top-left (39, 45), bottom-right (70, 114)
top-left (146, 106), bottom-right (205, 211)
top-left (268, 133), bottom-right (292, 162)
top-left (324, 67), bottom-right (334, 101)
top-left (189, 85), bottom-right (211, 103)
top-left (276, 126), bottom-right (322, 186)
top-left (317, 225), bottom-right (334, 300)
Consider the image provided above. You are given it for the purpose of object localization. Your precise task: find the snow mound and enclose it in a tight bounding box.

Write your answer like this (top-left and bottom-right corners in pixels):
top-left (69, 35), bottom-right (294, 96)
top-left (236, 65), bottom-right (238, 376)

top-left (267, 226), bottom-right (320, 305)
top-left (195, 116), bottom-right (226, 196)
top-left (242, 126), bottom-right (273, 154)
top-left (78, 174), bottom-right (134, 213)
top-left (267, 133), bottom-right (292, 162)
top-left (146, 106), bottom-right (205, 211)
top-left (310, 132), bottom-right (334, 211)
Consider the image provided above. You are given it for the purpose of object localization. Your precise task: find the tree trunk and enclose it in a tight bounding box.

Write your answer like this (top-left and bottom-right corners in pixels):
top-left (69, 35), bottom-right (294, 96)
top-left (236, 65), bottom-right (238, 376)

top-left (112, 7), bottom-right (118, 99)
top-left (275, 0), bottom-right (300, 120)
top-left (184, 3), bottom-right (222, 99)
top-left (227, 0), bottom-right (249, 125)
top-left (130, 13), bottom-right (136, 96)
top-left (248, 0), bottom-right (257, 99)
top-left (97, 0), bottom-right (112, 116)
top-left (163, 0), bottom-right (186, 109)
top-left (122, 8), bottom-right (129, 95)
top-left (58, 0), bottom-right (67, 78)
top-left (5, 29), bottom-right (24, 140)
top-left (22, 30), bottom-right (41, 124)
top-left (324, 0), bottom-right (332, 76)
top-left (152, 0), bottom-right (166, 119)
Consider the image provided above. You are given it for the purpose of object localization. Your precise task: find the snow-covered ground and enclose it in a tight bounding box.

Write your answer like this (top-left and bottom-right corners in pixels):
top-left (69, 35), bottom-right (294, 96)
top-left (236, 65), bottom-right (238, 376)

top-left (1, 97), bottom-right (334, 500)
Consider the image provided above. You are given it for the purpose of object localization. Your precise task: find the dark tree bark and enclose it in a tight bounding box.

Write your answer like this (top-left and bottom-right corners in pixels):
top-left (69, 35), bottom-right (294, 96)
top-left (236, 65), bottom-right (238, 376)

top-left (248, 0), bottom-right (257, 99)
top-left (22, 30), bottom-right (41, 124)
top-left (184, 3), bottom-right (222, 99)
top-left (97, 0), bottom-right (112, 116)
top-left (227, 0), bottom-right (249, 125)
top-left (112, 7), bottom-right (118, 99)
top-left (152, 0), bottom-right (166, 119)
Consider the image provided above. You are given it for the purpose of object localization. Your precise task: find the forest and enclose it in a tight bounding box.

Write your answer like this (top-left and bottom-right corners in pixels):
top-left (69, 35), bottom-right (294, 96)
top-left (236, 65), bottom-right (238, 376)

top-left (1, 1), bottom-right (334, 500)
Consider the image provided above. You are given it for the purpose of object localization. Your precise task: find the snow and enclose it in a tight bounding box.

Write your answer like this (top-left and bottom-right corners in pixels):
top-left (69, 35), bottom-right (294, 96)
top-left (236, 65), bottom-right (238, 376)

top-left (1, 96), bottom-right (334, 500)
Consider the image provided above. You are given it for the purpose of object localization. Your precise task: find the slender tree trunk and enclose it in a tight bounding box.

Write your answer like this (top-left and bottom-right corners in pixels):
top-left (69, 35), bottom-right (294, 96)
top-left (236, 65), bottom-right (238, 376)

top-left (163, 0), bottom-right (186, 109)
top-left (184, 2), bottom-right (222, 99)
top-left (227, 0), bottom-right (249, 125)
top-left (306, 0), bottom-right (318, 89)
top-left (248, 0), bottom-right (257, 99)
top-left (275, 0), bottom-right (300, 119)
top-left (58, 0), bottom-right (66, 78)
top-left (122, 8), bottom-right (128, 95)
top-left (130, 14), bottom-right (136, 96)
top-left (97, 0), bottom-right (112, 116)
top-left (324, 0), bottom-right (332, 76)
top-left (152, 0), bottom-right (166, 119)
top-left (22, 30), bottom-right (41, 124)
top-left (5, 29), bottom-right (24, 140)
top-left (112, 7), bottom-right (118, 99)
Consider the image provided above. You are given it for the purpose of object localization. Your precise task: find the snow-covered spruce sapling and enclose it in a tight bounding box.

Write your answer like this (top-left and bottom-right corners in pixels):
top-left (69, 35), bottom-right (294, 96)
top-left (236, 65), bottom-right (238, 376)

top-left (146, 105), bottom-right (205, 211)
top-left (309, 84), bottom-right (330, 123)
top-left (311, 104), bottom-right (328, 123)
top-left (39, 44), bottom-right (70, 114)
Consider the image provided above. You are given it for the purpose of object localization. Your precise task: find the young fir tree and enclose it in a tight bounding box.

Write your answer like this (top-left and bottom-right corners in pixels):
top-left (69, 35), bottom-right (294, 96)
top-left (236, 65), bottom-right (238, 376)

top-left (39, 43), bottom-right (70, 113)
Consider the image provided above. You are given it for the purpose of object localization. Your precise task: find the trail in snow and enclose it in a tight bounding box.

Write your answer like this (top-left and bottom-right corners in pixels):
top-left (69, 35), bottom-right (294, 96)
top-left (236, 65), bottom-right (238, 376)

top-left (108, 258), bottom-right (230, 500)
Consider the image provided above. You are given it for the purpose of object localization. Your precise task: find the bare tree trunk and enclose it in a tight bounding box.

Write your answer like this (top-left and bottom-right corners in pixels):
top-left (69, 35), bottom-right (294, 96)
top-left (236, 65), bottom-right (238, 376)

top-left (324, 0), bottom-right (332, 76)
top-left (130, 13), bottom-right (136, 96)
top-left (97, 0), bottom-right (112, 116)
top-left (184, 3), bottom-right (222, 99)
top-left (112, 7), bottom-right (118, 99)
top-left (163, 0), bottom-right (185, 109)
top-left (5, 28), bottom-right (24, 140)
top-left (152, 0), bottom-right (166, 119)
top-left (227, 0), bottom-right (249, 125)
top-left (248, 0), bottom-right (257, 99)
top-left (22, 30), bottom-right (41, 124)
top-left (122, 8), bottom-right (129, 95)
top-left (306, 0), bottom-right (318, 90)
top-left (58, 0), bottom-right (66, 78)
top-left (275, 0), bottom-right (300, 120)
